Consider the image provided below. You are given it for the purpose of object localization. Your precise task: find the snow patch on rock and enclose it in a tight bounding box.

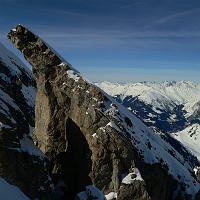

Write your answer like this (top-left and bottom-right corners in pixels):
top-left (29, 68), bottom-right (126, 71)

top-left (122, 168), bottom-right (143, 184)
top-left (20, 136), bottom-right (45, 158)
top-left (67, 70), bottom-right (80, 82)
top-left (105, 192), bottom-right (117, 200)
top-left (0, 178), bottom-right (30, 200)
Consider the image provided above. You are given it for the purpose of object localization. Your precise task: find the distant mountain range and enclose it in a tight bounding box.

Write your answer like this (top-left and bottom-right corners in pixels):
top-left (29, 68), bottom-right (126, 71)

top-left (97, 81), bottom-right (200, 161)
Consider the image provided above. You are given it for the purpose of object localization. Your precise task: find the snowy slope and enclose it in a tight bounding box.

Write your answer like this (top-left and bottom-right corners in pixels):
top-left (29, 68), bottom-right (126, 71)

top-left (0, 42), bottom-right (36, 131)
top-left (0, 41), bottom-right (36, 130)
top-left (0, 43), bottom-right (33, 79)
top-left (0, 178), bottom-right (30, 200)
top-left (172, 124), bottom-right (200, 160)
top-left (0, 42), bottom-right (36, 109)
top-left (101, 92), bottom-right (200, 197)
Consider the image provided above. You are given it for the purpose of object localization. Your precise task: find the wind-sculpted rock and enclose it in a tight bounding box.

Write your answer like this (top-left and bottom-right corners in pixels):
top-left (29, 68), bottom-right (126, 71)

top-left (8, 25), bottom-right (200, 200)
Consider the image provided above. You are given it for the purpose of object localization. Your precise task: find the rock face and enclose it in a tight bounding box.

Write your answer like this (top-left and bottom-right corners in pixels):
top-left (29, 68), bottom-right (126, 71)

top-left (8, 25), bottom-right (200, 200)
top-left (0, 42), bottom-right (52, 199)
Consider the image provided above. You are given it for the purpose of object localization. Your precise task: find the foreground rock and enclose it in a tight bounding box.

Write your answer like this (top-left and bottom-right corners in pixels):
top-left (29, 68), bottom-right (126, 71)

top-left (8, 25), bottom-right (200, 200)
top-left (0, 42), bottom-right (52, 199)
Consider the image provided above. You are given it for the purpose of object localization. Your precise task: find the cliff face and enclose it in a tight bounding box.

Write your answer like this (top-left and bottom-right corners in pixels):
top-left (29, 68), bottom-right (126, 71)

top-left (8, 25), bottom-right (200, 200)
top-left (0, 41), bottom-right (53, 199)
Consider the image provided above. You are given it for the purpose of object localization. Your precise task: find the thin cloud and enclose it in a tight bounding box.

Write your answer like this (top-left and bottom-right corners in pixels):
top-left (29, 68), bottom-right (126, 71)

top-left (146, 7), bottom-right (200, 28)
top-left (37, 30), bottom-right (200, 50)
top-left (40, 29), bottom-right (200, 39)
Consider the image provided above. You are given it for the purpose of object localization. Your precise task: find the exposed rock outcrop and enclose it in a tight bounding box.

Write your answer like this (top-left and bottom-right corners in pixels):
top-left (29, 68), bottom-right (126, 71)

top-left (8, 25), bottom-right (200, 200)
top-left (0, 42), bottom-right (52, 199)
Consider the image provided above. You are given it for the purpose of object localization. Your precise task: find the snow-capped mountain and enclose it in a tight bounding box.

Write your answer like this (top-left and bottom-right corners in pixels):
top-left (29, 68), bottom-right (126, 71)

top-left (97, 81), bottom-right (200, 163)
top-left (96, 81), bottom-right (200, 131)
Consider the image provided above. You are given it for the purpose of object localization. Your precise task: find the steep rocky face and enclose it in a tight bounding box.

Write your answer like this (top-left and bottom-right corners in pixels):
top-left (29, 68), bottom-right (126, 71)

top-left (0, 42), bottom-right (52, 199)
top-left (8, 25), bottom-right (200, 200)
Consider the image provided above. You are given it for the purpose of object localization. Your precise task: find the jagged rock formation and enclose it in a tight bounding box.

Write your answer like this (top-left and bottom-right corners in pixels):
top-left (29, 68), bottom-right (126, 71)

top-left (0, 42), bottom-right (52, 199)
top-left (8, 25), bottom-right (200, 200)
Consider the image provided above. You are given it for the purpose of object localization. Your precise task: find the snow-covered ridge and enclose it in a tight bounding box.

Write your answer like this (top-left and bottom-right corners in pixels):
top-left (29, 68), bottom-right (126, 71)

top-left (0, 43), bottom-right (33, 80)
top-left (96, 81), bottom-right (200, 117)
top-left (172, 124), bottom-right (200, 161)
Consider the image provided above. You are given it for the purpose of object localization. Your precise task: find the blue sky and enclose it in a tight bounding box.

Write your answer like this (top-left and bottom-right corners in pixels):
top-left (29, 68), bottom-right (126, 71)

top-left (0, 0), bottom-right (200, 82)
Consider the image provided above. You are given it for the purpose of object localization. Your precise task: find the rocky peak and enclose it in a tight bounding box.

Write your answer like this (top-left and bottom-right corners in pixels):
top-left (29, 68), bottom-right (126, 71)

top-left (8, 25), bottom-right (200, 200)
